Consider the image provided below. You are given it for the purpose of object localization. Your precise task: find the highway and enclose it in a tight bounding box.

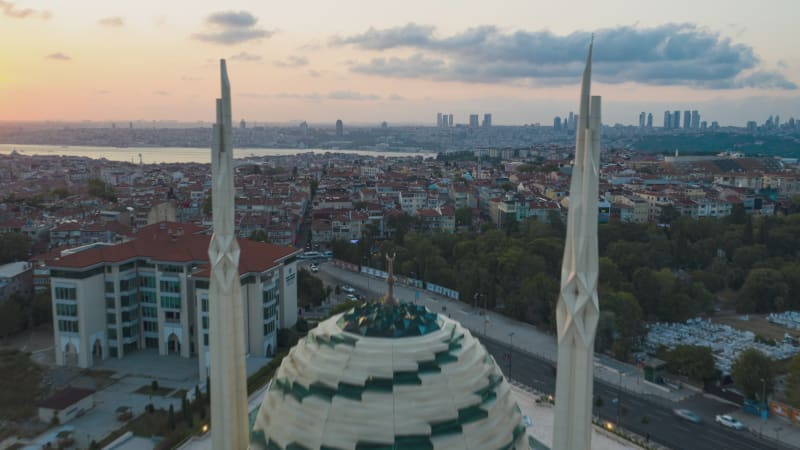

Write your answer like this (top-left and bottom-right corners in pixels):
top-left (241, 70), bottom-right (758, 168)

top-left (482, 334), bottom-right (791, 450)
top-left (313, 262), bottom-right (796, 450)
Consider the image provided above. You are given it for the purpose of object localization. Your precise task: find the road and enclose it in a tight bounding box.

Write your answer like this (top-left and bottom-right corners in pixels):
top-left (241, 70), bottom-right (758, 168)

top-left (480, 335), bottom-right (790, 450)
top-left (318, 262), bottom-right (796, 450)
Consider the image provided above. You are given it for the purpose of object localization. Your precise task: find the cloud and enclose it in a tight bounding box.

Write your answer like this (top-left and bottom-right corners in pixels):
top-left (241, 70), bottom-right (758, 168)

top-left (307, 69), bottom-right (322, 77)
top-left (98, 16), bottom-right (124, 27)
top-left (154, 90), bottom-right (169, 96)
top-left (193, 10), bottom-right (273, 45)
top-left (45, 53), bottom-right (71, 61)
top-left (273, 55), bottom-right (309, 67)
top-left (334, 23), bottom-right (796, 90)
top-left (0, 1), bottom-right (50, 19)
top-left (230, 51), bottom-right (261, 62)
top-left (328, 90), bottom-right (380, 101)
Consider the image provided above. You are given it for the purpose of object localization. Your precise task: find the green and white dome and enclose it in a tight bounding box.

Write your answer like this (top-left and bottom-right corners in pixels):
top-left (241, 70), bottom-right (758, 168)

top-left (251, 302), bottom-right (527, 450)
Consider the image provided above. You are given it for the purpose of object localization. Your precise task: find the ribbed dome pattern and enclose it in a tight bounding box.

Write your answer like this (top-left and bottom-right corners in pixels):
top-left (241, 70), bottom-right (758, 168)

top-left (251, 305), bottom-right (527, 450)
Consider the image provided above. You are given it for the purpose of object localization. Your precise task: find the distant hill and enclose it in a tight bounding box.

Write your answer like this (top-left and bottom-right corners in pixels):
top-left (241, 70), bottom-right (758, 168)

top-left (633, 132), bottom-right (800, 158)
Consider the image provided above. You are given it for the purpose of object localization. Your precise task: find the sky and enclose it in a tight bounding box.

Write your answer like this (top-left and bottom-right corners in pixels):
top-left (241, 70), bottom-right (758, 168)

top-left (1, 0), bottom-right (798, 126)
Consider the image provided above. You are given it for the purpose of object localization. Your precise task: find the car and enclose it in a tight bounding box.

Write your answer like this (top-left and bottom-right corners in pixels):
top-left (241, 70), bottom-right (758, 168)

top-left (310, 263), bottom-right (319, 273)
top-left (342, 285), bottom-right (356, 294)
top-left (673, 408), bottom-right (702, 423)
top-left (345, 294), bottom-right (358, 302)
top-left (715, 414), bottom-right (744, 430)
top-left (116, 406), bottom-right (133, 421)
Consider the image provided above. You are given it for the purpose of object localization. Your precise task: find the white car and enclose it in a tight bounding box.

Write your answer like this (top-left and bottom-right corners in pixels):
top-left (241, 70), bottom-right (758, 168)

top-left (715, 414), bottom-right (744, 430)
top-left (310, 263), bottom-right (319, 273)
top-left (342, 285), bottom-right (356, 294)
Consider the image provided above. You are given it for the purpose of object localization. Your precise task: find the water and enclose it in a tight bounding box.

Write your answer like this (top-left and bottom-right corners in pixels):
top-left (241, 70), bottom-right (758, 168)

top-left (0, 144), bottom-right (436, 164)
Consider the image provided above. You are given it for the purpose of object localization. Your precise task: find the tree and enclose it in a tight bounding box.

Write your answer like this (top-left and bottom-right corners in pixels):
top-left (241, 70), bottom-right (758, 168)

top-left (731, 348), bottom-right (775, 401)
top-left (0, 232), bottom-right (31, 264)
top-left (168, 404), bottom-right (176, 431)
top-left (455, 207), bottom-right (473, 229)
top-left (86, 178), bottom-right (117, 202)
top-left (249, 229), bottom-right (268, 242)
top-left (663, 345), bottom-right (717, 382)
top-left (202, 197), bottom-right (212, 216)
top-left (737, 268), bottom-right (788, 313)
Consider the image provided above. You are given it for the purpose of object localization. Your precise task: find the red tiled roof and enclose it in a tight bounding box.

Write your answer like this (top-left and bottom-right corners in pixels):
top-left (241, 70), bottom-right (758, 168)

top-left (49, 222), bottom-right (299, 275)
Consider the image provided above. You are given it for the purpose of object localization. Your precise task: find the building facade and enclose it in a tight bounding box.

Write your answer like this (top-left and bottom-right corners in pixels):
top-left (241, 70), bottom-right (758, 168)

top-left (48, 222), bottom-right (298, 371)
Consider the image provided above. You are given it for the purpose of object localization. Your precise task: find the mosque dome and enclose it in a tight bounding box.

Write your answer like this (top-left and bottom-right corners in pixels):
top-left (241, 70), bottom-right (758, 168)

top-left (250, 301), bottom-right (528, 450)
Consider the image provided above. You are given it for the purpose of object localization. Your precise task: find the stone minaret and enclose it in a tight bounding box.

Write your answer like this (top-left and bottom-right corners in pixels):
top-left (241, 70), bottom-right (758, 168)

top-left (208, 59), bottom-right (249, 449)
top-left (552, 40), bottom-right (601, 450)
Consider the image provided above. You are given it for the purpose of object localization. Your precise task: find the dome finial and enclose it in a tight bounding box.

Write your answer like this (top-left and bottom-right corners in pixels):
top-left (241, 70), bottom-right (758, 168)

top-left (384, 252), bottom-right (397, 305)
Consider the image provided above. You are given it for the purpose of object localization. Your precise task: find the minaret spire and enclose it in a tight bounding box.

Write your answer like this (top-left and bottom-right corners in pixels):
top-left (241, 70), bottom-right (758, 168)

top-left (208, 59), bottom-right (250, 450)
top-left (552, 40), bottom-right (602, 450)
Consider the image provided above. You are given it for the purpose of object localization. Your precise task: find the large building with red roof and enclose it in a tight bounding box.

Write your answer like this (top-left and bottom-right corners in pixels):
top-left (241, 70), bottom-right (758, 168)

top-left (48, 222), bottom-right (300, 378)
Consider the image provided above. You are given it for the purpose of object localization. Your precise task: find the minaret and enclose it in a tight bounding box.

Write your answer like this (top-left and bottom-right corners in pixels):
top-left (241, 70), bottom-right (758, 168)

top-left (383, 253), bottom-right (397, 305)
top-left (208, 59), bottom-right (249, 449)
top-left (552, 40), bottom-right (601, 450)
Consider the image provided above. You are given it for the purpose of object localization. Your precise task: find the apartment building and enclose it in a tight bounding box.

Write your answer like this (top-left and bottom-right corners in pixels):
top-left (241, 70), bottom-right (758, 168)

top-left (48, 222), bottom-right (299, 377)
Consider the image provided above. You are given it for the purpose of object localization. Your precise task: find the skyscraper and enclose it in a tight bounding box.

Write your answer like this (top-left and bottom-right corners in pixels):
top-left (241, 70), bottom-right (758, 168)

top-left (469, 114), bottom-right (479, 127)
top-left (691, 110), bottom-right (700, 129)
top-left (683, 110), bottom-right (691, 129)
top-left (647, 113), bottom-right (653, 128)
top-left (436, 113), bottom-right (443, 127)
top-left (639, 112), bottom-right (646, 128)
top-left (448, 114), bottom-right (453, 127)
top-left (664, 111), bottom-right (672, 129)
top-left (482, 113), bottom-right (492, 127)
top-left (673, 111), bottom-right (681, 129)
top-left (553, 116), bottom-right (562, 130)
top-left (335, 119), bottom-right (343, 136)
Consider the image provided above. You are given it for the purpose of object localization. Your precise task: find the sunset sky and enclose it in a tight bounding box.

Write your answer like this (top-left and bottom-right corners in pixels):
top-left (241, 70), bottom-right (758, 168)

top-left (1, 0), bottom-right (798, 125)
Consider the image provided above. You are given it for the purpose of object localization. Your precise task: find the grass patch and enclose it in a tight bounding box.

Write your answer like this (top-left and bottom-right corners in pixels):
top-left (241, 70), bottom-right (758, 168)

top-left (134, 385), bottom-right (174, 397)
top-left (0, 349), bottom-right (44, 423)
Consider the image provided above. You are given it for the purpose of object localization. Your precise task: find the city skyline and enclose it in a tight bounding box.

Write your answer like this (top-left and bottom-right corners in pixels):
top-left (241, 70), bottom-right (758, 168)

top-left (1, 0), bottom-right (799, 125)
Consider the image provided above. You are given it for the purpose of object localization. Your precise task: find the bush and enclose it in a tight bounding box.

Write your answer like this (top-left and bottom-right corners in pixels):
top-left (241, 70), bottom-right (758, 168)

top-left (145, 403), bottom-right (155, 413)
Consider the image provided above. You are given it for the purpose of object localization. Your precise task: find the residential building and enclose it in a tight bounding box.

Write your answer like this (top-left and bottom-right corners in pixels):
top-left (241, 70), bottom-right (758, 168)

top-left (47, 222), bottom-right (298, 375)
top-left (0, 261), bottom-right (33, 301)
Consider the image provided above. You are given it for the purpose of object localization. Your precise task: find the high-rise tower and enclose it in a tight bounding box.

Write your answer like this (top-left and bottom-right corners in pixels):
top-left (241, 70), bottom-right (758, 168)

top-left (208, 59), bottom-right (249, 450)
top-left (552, 41), bottom-right (601, 450)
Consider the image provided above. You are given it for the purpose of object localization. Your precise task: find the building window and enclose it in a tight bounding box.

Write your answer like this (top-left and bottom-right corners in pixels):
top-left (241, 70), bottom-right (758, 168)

top-left (107, 313), bottom-right (116, 324)
top-left (140, 291), bottom-right (156, 304)
top-left (159, 279), bottom-right (181, 294)
top-left (119, 262), bottom-right (136, 272)
top-left (106, 297), bottom-right (116, 309)
top-left (201, 297), bottom-right (208, 312)
top-left (56, 303), bottom-right (77, 317)
top-left (143, 321), bottom-right (158, 332)
top-left (139, 275), bottom-right (156, 289)
top-left (201, 316), bottom-right (209, 329)
top-left (203, 334), bottom-right (209, 346)
top-left (142, 306), bottom-right (157, 318)
top-left (119, 278), bottom-right (137, 292)
top-left (145, 337), bottom-right (159, 348)
top-left (263, 321), bottom-right (275, 335)
top-left (160, 295), bottom-right (181, 310)
top-left (58, 320), bottom-right (79, 333)
top-left (165, 310), bottom-right (180, 322)
top-left (107, 328), bottom-right (117, 339)
top-left (159, 264), bottom-right (183, 273)
top-left (54, 286), bottom-right (77, 301)
top-left (105, 281), bottom-right (115, 293)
